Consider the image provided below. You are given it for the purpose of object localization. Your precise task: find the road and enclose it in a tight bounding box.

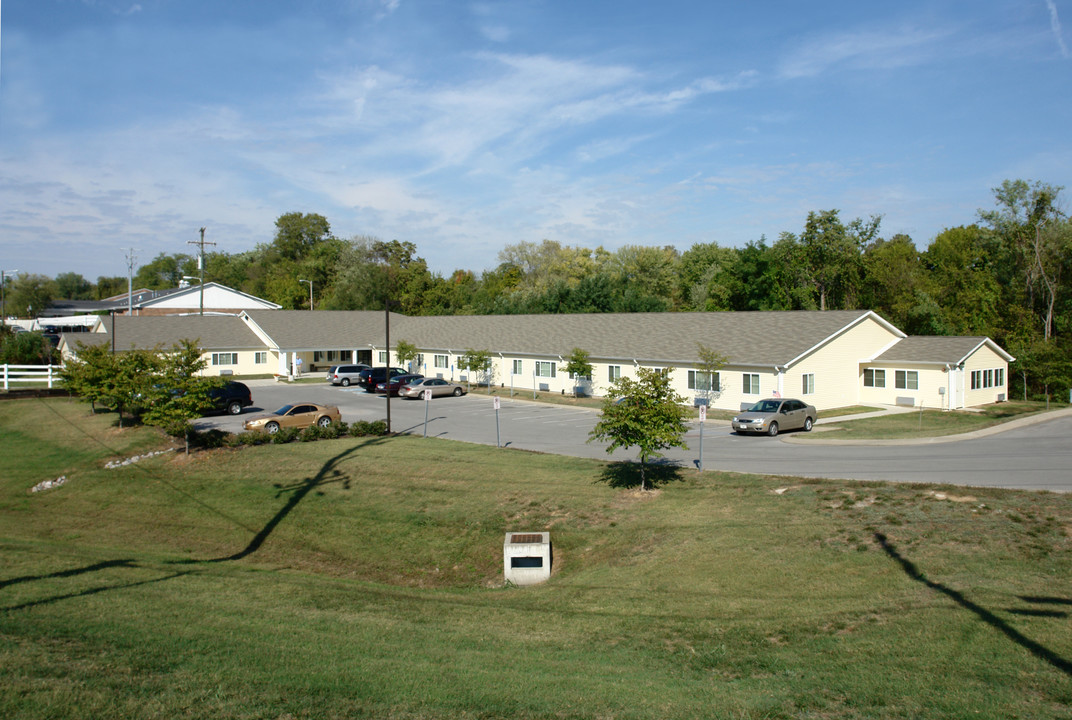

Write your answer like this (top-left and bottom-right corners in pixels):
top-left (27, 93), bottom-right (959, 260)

top-left (192, 380), bottom-right (1072, 494)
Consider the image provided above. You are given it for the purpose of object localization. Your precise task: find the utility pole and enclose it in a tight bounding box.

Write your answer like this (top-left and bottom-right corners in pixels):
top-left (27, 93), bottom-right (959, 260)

top-left (125, 248), bottom-right (137, 315)
top-left (299, 279), bottom-right (313, 310)
top-left (187, 227), bottom-right (216, 316)
top-left (1, 269), bottom-right (18, 328)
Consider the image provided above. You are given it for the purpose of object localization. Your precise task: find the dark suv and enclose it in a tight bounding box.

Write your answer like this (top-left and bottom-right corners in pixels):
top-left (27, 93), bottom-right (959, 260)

top-left (357, 367), bottom-right (407, 392)
top-left (208, 381), bottom-right (254, 415)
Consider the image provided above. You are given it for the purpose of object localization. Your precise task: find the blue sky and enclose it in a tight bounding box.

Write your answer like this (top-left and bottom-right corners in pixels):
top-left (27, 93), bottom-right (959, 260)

top-left (2, 0), bottom-right (1070, 282)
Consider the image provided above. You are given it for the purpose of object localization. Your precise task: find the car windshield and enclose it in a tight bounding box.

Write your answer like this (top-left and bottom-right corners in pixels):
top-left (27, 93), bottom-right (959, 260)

top-left (274, 405), bottom-right (295, 416)
top-left (747, 400), bottom-right (782, 413)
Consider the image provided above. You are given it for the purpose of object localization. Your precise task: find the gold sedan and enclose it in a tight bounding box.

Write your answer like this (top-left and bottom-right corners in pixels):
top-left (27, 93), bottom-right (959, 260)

top-left (243, 402), bottom-right (341, 434)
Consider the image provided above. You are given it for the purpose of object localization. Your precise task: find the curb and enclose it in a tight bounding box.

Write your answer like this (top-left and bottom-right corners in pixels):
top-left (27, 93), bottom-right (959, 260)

top-left (780, 406), bottom-right (1072, 446)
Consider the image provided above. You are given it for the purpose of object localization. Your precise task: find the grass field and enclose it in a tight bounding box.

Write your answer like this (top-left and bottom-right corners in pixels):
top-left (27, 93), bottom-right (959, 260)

top-left (1, 397), bottom-right (1070, 719)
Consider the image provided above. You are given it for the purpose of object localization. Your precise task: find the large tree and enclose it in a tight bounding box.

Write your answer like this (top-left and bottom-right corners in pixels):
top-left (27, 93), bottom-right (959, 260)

top-left (588, 367), bottom-right (690, 491)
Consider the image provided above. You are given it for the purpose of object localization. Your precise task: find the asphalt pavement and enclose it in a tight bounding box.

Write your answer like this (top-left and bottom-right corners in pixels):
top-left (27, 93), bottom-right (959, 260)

top-left (192, 380), bottom-right (1072, 493)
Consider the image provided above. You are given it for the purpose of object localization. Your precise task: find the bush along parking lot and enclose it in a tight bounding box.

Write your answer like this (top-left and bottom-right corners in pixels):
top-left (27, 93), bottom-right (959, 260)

top-left (185, 419), bottom-right (389, 449)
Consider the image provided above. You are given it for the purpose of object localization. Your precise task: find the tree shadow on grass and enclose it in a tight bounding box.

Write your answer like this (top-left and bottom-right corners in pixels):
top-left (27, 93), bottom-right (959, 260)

top-left (596, 460), bottom-right (686, 490)
top-left (874, 532), bottom-right (1072, 677)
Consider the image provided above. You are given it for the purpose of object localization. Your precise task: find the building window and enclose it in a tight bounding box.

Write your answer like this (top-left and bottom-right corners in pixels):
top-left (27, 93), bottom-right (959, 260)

top-left (254, 351), bottom-right (267, 365)
top-left (864, 369), bottom-right (885, 388)
top-left (434, 354), bottom-right (449, 369)
top-left (688, 370), bottom-right (719, 392)
top-left (535, 361), bottom-right (556, 378)
top-left (895, 370), bottom-right (918, 390)
top-left (802, 373), bottom-right (815, 395)
top-left (212, 352), bottom-right (238, 366)
top-left (972, 368), bottom-right (1004, 389)
top-left (742, 373), bottom-right (759, 395)
top-left (378, 351), bottom-right (388, 364)
top-left (511, 359), bottom-right (523, 375)
top-left (608, 365), bottom-right (621, 382)
top-left (313, 351), bottom-right (323, 362)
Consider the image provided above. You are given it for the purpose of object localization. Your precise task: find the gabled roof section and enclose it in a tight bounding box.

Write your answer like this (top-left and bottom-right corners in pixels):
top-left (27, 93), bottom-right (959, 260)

top-left (874, 336), bottom-right (1015, 365)
top-left (91, 315), bottom-right (267, 351)
top-left (783, 310), bottom-right (904, 367)
top-left (242, 310), bottom-right (399, 349)
top-left (390, 309), bottom-right (881, 366)
top-left (137, 282), bottom-right (281, 310)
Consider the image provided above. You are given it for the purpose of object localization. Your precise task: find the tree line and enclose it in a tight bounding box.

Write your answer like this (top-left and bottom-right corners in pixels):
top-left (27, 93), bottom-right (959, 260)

top-left (3, 178), bottom-right (1069, 398)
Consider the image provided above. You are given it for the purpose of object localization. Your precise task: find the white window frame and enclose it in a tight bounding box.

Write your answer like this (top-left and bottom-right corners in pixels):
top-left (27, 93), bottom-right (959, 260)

top-left (688, 370), bottom-right (719, 392)
top-left (512, 359), bottom-right (523, 375)
top-left (864, 369), bottom-right (885, 388)
top-left (742, 373), bottom-right (759, 395)
top-left (895, 370), bottom-right (918, 390)
top-left (608, 365), bottom-right (621, 382)
top-left (534, 361), bottom-right (556, 378)
top-left (802, 373), bottom-right (815, 395)
top-left (254, 351), bottom-right (267, 365)
top-left (211, 352), bottom-right (238, 366)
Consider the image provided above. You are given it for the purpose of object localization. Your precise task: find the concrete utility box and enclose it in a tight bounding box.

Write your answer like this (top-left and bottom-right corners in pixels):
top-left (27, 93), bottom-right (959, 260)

top-left (503, 532), bottom-right (551, 586)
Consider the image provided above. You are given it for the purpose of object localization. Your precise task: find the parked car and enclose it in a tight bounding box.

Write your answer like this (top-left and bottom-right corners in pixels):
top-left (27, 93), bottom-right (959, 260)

top-left (374, 373), bottom-right (425, 396)
top-left (357, 367), bottom-right (407, 392)
top-left (243, 402), bottom-right (341, 434)
top-left (399, 377), bottom-right (466, 399)
top-left (207, 380), bottom-right (254, 415)
top-left (731, 398), bottom-right (816, 436)
top-left (328, 364), bottom-right (371, 386)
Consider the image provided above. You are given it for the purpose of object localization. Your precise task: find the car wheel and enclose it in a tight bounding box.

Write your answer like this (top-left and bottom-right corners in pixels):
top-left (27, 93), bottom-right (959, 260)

top-left (227, 401), bottom-right (242, 415)
top-left (804, 417), bottom-right (813, 432)
top-left (266, 421), bottom-right (280, 434)
top-left (317, 416), bottom-right (332, 428)
top-left (341, 378), bottom-right (350, 387)
top-left (767, 422), bottom-right (779, 437)
top-left (453, 387), bottom-right (463, 396)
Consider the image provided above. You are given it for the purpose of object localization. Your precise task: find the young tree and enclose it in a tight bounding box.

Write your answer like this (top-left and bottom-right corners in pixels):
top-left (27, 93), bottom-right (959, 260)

top-left (562, 347), bottom-right (594, 397)
top-left (458, 348), bottom-right (492, 389)
top-left (588, 367), bottom-right (690, 491)
top-left (142, 339), bottom-right (224, 452)
top-left (395, 339), bottom-right (420, 373)
top-left (694, 344), bottom-right (727, 405)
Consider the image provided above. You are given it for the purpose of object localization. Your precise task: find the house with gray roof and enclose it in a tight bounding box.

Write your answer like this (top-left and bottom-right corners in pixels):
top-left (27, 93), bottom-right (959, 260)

top-left (63, 309), bottom-right (1013, 411)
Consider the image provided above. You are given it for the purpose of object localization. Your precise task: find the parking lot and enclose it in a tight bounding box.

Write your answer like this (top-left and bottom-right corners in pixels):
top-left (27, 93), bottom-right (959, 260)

top-left (190, 379), bottom-right (1072, 493)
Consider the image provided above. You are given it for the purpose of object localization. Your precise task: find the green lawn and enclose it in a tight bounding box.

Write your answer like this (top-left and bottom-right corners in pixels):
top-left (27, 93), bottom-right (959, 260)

top-left (1, 398), bottom-right (1070, 719)
top-left (808, 401), bottom-right (1055, 439)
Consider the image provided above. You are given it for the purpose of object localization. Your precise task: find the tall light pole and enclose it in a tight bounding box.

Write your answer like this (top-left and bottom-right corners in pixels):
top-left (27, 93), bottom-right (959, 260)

top-left (1, 269), bottom-right (18, 327)
top-left (299, 279), bottom-right (313, 311)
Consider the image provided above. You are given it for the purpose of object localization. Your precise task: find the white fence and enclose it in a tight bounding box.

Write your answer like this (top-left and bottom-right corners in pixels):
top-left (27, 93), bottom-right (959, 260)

top-left (1, 364), bottom-right (63, 390)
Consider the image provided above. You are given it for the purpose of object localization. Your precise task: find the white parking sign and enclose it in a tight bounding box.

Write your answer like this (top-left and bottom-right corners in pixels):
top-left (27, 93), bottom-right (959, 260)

top-left (699, 405), bottom-right (707, 422)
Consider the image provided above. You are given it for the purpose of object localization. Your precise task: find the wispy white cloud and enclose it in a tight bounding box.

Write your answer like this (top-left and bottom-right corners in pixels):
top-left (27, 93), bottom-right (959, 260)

top-left (779, 25), bottom-right (952, 78)
top-left (1045, 0), bottom-right (1071, 58)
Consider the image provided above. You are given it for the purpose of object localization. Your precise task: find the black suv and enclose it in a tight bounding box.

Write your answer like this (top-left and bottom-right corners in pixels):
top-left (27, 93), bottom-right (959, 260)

top-left (357, 367), bottom-right (407, 392)
top-left (208, 381), bottom-right (254, 415)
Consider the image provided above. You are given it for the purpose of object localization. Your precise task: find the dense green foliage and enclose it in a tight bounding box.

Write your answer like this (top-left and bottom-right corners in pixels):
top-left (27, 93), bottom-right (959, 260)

top-left (12, 179), bottom-right (1072, 398)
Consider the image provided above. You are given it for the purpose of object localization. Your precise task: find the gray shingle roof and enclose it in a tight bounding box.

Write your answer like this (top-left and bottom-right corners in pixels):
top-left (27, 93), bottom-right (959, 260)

top-left (92, 315), bottom-right (266, 351)
top-left (874, 336), bottom-right (990, 364)
top-left (392, 310), bottom-right (882, 365)
top-left (244, 310), bottom-right (401, 350)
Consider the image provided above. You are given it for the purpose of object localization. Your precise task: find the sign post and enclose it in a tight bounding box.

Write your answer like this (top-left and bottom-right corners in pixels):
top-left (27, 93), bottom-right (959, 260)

top-left (494, 395), bottom-right (501, 448)
top-left (423, 389), bottom-right (432, 437)
top-left (698, 404), bottom-right (706, 472)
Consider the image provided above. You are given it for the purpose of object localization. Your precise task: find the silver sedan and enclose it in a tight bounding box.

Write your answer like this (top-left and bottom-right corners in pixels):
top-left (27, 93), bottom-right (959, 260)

top-left (398, 377), bottom-right (466, 399)
top-left (732, 398), bottom-right (816, 436)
